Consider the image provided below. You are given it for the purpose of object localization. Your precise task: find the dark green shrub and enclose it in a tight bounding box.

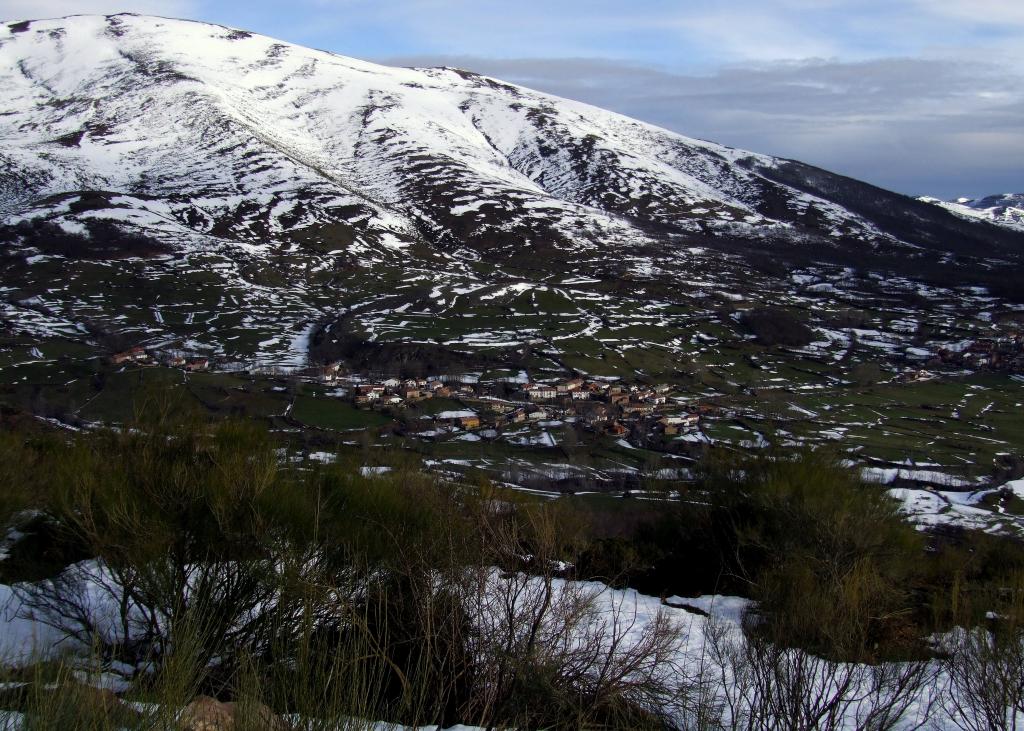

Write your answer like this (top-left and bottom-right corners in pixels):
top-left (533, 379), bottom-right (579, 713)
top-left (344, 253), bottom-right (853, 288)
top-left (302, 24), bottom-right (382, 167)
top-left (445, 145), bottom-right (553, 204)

top-left (740, 306), bottom-right (814, 347)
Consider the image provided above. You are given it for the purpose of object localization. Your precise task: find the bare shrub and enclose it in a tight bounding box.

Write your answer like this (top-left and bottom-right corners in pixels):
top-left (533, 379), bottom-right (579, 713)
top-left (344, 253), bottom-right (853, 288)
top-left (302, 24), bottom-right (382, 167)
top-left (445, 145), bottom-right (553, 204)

top-left (941, 625), bottom-right (1024, 730)
top-left (696, 614), bottom-right (936, 731)
top-left (1, 417), bottom-right (948, 730)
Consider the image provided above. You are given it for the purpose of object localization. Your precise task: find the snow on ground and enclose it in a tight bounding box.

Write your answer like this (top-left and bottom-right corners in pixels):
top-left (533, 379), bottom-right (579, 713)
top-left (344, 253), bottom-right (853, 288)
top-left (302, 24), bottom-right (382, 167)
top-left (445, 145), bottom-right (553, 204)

top-left (887, 477), bottom-right (1024, 536)
top-left (0, 558), bottom-right (987, 729)
top-left (862, 466), bottom-right (980, 488)
top-left (1002, 478), bottom-right (1024, 498)
top-left (0, 583), bottom-right (64, 665)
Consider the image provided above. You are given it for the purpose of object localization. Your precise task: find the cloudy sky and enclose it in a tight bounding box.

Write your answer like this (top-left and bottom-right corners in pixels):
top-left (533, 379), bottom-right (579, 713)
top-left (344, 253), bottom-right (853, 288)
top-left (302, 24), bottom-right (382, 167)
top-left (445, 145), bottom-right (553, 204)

top-left (3, 0), bottom-right (1022, 198)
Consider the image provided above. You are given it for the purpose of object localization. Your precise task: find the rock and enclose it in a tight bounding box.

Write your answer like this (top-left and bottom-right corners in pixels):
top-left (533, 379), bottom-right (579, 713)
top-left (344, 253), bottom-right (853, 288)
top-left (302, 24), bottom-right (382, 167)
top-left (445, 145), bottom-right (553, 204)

top-left (225, 699), bottom-right (291, 730)
top-left (178, 696), bottom-right (234, 730)
top-left (178, 695), bottom-right (289, 730)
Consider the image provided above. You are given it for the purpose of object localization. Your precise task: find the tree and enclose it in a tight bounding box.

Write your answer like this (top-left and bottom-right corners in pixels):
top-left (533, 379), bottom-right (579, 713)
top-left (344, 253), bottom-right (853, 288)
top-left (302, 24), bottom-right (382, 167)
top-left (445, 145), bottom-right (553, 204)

top-left (740, 307), bottom-right (814, 347)
top-left (850, 361), bottom-right (883, 386)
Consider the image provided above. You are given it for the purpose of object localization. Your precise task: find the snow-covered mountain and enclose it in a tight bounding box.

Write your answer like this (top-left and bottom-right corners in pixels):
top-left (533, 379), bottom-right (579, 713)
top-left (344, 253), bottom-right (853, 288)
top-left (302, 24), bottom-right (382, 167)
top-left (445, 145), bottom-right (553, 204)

top-left (919, 194), bottom-right (1024, 232)
top-left (4, 13), bottom-right (1021, 261)
top-left (1, 14), bottom-right (1021, 369)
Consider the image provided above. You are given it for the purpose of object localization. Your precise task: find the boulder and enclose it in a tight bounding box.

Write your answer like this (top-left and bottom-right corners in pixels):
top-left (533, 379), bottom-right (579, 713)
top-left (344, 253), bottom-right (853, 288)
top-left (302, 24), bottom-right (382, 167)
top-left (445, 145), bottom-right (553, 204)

top-left (178, 696), bottom-right (234, 730)
top-left (178, 695), bottom-right (289, 730)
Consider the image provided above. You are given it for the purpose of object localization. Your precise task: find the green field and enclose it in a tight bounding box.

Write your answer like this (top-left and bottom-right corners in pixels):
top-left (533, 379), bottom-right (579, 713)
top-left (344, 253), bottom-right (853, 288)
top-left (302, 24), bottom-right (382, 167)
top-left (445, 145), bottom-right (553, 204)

top-left (292, 395), bottom-right (393, 431)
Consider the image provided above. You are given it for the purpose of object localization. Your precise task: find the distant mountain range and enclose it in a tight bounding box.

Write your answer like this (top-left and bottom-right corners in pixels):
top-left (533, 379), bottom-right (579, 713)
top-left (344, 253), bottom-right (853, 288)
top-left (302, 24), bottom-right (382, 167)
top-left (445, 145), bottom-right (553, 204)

top-left (1, 14), bottom-right (1022, 372)
top-left (918, 194), bottom-right (1024, 232)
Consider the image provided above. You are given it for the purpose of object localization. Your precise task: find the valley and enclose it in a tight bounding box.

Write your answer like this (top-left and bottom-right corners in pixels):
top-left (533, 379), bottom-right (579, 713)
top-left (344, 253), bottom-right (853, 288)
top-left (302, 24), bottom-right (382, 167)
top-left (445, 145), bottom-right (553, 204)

top-left (2, 12), bottom-right (1024, 730)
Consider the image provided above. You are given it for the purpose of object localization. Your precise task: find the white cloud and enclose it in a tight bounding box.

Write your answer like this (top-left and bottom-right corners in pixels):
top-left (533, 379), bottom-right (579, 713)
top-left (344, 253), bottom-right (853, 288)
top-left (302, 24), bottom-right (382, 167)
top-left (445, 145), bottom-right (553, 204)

top-left (0, 0), bottom-right (197, 22)
top-left (261, 1), bottom-right (1024, 70)
top-left (668, 10), bottom-right (840, 61)
top-left (918, 0), bottom-right (1024, 26)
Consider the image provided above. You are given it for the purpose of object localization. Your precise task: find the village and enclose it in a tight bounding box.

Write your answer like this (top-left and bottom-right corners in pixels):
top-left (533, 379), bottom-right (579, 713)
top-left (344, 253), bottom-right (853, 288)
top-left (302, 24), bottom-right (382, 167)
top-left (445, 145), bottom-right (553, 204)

top-left (101, 326), bottom-right (1024, 450)
top-left (104, 345), bottom-right (713, 444)
top-left (108, 345), bottom-right (210, 372)
top-left (341, 371), bottom-right (709, 445)
top-left (931, 331), bottom-right (1024, 373)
